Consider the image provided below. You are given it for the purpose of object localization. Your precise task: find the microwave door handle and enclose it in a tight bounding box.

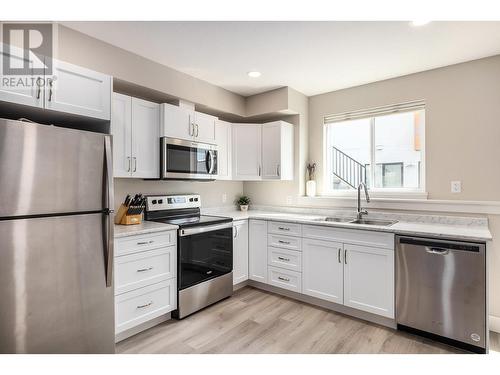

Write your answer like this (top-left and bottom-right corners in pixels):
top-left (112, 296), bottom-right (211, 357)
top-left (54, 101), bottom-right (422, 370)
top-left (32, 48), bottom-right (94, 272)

top-left (205, 150), bottom-right (211, 173)
top-left (208, 150), bottom-right (215, 174)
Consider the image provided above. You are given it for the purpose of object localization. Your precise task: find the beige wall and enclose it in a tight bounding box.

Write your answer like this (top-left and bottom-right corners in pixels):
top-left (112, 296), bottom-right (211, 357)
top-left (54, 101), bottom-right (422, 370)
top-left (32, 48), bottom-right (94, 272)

top-left (114, 179), bottom-right (243, 213)
top-left (309, 54), bottom-right (500, 200)
top-left (56, 25), bottom-right (246, 117)
top-left (307, 54), bottom-right (500, 327)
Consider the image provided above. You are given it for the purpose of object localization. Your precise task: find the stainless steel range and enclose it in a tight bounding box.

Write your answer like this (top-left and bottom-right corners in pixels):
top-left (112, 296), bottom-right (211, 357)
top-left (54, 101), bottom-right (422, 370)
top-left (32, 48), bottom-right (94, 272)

top-left (144, 194), bottom-right (233, 319)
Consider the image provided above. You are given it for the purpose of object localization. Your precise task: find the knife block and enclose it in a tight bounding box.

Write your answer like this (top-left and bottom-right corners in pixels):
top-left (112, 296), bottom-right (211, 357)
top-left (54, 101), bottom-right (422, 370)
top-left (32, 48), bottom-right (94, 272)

top-left (114, 204), bottom-right (142, 225)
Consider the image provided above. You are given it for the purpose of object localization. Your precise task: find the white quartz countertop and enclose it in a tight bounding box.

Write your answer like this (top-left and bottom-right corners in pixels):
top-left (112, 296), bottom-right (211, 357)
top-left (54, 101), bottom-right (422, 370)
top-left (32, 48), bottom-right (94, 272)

top-left (207, 209), bottom-right (492, 242)
top-left (114, 221), bottom-right (178, 238)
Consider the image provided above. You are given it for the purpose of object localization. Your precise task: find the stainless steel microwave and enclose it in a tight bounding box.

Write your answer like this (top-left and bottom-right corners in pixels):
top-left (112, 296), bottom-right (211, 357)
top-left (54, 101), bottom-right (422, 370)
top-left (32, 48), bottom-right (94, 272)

top-left (160, 137), bottom-right (218, 180)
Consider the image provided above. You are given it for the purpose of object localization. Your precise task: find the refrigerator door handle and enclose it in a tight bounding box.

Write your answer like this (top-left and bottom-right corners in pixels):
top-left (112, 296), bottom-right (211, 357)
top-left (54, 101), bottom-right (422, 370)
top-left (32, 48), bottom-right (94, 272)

top-left (104, 136), bottom-right (114, 287)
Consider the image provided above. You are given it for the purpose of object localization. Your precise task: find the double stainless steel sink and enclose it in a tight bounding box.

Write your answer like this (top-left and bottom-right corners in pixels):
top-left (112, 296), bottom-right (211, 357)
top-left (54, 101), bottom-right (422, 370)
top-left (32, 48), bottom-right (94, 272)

top-left (313, 217), bottom-right (398, 226)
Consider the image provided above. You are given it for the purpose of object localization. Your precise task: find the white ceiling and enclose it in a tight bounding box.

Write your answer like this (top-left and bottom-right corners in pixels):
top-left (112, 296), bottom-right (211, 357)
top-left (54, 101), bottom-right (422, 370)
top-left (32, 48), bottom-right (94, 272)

top-left (62, 21), bottom-right (500, 97)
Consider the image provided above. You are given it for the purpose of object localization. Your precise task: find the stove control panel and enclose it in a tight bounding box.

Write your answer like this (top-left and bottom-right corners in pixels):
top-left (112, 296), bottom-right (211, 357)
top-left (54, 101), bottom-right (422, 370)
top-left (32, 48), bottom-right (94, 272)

top-left (145, 194), bottom-right (201, 211)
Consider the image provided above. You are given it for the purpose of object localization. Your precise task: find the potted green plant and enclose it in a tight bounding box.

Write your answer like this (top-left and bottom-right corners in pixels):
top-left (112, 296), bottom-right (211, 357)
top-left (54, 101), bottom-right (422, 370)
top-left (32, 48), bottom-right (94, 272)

top-left (236, 195), bottom-right (251, 211)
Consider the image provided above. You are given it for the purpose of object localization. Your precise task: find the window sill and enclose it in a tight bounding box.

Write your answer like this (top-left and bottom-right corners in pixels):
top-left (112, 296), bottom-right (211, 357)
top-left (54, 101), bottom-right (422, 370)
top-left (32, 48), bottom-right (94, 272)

top-left (320, 190), bottom-right (429, 200)
top-left (296, 195), bottom-right (500, 215)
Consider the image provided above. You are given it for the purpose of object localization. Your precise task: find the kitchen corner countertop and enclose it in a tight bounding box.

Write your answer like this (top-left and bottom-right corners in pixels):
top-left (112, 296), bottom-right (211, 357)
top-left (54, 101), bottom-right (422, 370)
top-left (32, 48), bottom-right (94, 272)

top-left (207, 209), bottom-right (492, 242)
top-left (114, 221), bottom-right (178, 238)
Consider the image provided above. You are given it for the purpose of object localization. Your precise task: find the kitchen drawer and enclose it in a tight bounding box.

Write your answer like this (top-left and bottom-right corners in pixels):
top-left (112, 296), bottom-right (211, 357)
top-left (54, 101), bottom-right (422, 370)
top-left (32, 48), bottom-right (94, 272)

top-left (268, 266), bottom-right (302, 293)
top-left (115, 279), bottom-right (176, 334)
top-left (115, 246), bottom-right (176, 295)
top-left (268, 247), bottom-right (302, 272)
top-left (268, 233), bottom-right (302, 251)
top-left (268, 221), bottom-right (302, 237)
top-left (302, 224), bottom-right (394, 250)
top-left (115, 230), bottom-right (176, 256)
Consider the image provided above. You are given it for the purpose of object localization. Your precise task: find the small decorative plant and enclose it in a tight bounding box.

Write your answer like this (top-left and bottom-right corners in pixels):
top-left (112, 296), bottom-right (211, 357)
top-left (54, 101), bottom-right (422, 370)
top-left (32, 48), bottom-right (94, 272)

top-left (236, 196), bottom-right (251, 211)
top-left (307, 163), bottom-right (317, 181)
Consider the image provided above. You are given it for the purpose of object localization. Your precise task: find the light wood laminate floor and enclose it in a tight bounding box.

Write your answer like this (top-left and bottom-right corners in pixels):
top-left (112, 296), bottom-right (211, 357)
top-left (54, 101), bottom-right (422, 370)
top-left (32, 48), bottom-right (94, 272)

top-left (117, 286), bottom-right (499, 354)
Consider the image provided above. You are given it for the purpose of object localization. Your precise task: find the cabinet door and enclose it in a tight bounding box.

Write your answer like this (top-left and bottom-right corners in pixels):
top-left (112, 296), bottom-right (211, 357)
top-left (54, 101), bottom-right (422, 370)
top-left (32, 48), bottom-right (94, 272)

top-left (45, 59), bottom-right (111, 120)
top-left (194, 111), bottom-right (216, 144)
top-left (0, 46), bottom-right (44, 108)
top-left (131, 98), bottom-right (159, 178)
top-left (233, 220), bottom-right (249, 285)
top-left (160, 103), bottom-right (193, 141)
top-left (215, 120), bottom-right (232, 180)
top-left (111, 93), bottom-right (132, 177)
top-left (232, 124), bottom-right (262, 180)
top-left (262, 122), bottom-right (281, 179)
top-left (248, 219), bottom-right (267, 283)
top-left (302, 238), bottom-right (344, 304)
top-left (343, 244), bottom-right (394, 318)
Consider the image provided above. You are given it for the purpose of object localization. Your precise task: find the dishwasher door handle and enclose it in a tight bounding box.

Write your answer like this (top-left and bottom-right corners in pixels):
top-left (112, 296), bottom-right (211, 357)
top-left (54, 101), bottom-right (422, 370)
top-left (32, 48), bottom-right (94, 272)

top-left (425, 247), bottom-right (450, 255)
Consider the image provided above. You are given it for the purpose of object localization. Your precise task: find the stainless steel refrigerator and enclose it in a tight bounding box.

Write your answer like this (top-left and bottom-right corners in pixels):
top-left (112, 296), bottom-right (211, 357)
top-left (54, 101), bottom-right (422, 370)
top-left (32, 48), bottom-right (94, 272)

top-left (0, 118), bottom-right (115, 353)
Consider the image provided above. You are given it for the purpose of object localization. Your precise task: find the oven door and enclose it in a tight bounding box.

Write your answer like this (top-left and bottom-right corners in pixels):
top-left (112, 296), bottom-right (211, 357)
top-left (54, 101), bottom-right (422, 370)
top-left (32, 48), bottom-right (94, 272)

top-left (178, 222), bottom-right (233, 290)
top-left (161, 137), bottom-right (218, 180)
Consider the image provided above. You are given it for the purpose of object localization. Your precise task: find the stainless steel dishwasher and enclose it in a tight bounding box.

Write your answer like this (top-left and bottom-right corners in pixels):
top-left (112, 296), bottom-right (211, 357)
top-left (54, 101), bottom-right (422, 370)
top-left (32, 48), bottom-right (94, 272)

top-left (396, 236), bottom-right (486, 353)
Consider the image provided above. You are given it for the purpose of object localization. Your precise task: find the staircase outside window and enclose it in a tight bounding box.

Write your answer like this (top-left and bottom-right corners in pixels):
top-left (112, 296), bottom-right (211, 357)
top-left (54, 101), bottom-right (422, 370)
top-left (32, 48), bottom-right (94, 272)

top-left (324, 107), bottom-right (425, 196)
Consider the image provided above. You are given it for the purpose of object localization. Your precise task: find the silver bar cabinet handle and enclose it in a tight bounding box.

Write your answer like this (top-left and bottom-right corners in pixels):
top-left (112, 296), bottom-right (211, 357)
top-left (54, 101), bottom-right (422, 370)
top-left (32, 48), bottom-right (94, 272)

top-left (278, 256), bottom-right (290, 262)
top-left (278, 226), bottom-right (290, 231)
top-left (133, 157), bottom-right (137, 172)
top-left (278, 240), bottom-right (290, 245)
top-left (344, 249), bottom-right (347, 264)
top-left (338, 248), bottom-right (341, 263)
top-left (48, 78), bottom-right (53, 101)
top-left (278, 276), bottom-right (290, 282)
top-left (137, 301), bottom-right (153, 309)
top-left (137, 267), bottom-right (153, 272)
top-left (126, 157), bottom-right (131, 172)
top-left (137, 240), bottom-right (154, 245)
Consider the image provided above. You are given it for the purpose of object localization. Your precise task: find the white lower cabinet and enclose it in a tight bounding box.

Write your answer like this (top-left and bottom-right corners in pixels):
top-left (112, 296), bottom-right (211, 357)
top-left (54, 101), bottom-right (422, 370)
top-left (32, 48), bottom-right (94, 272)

top-left (249, 219), bottom-right (268, 283)
top-left (247, 219), bottom-right (395, 320)
top-left (302, 238), bottom-right (344, 304)
top-left (268, 247), bottom-right (302, 272)
top-left (115, 278), bottom-right (176, 334)
top-left (343, 244), bottom-right (395, 318)
top-left (233, 220), bottom-right (249, 285)
top-left (268, 266), bottom-right (302, 293)
top-left (114, 229), bottom-right (177, 336)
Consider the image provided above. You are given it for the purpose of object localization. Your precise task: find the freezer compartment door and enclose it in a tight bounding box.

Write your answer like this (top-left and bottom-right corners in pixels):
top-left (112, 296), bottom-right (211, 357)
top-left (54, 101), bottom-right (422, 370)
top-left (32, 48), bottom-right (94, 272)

top-left (0, 213), bottom-right (114, 353)
top-left (396, 236), bottom-right (486, 348)
top-left (0, 119), bottom-right (108, 217)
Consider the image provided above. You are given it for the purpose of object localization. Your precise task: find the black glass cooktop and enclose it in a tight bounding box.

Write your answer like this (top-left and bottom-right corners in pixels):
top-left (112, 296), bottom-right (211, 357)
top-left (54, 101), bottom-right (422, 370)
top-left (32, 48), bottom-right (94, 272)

top-left (151, 215), bottom-right (232, 228)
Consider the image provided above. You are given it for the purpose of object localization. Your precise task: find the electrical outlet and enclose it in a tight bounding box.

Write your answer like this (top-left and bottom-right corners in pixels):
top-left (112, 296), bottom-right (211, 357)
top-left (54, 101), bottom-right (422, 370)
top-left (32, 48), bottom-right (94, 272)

top-left (451, 181), bottom-right (461, 193)
top-left (286, 196), bottom-right (293, 205)
top-left (222, 193), bottom-right (227, 203)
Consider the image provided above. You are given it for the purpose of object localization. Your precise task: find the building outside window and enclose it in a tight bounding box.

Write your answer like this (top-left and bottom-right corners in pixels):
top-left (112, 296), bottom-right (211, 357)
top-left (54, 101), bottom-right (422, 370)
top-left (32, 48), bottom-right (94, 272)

top-left (324, 102), bottom-right (425, 196)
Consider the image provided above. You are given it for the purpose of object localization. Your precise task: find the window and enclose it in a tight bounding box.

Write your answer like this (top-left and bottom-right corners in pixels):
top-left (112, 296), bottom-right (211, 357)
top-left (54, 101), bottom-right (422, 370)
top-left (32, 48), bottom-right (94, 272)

top-left (324, 103), bottom-right (425, 195)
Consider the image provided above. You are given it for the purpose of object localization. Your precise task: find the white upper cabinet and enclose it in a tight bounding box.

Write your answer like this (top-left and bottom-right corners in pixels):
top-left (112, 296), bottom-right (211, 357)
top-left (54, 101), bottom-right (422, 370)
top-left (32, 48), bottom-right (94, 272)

top-left (160, 103), bottom-right (193, 140)
top-left (343, 244), bottom-right (395, 319)
top-left (249, 219), bottom-right (268, 283)
top-left (302, 238), bottom-right (344, 304)
top-left (131, 98), bottom-right (160, 178)
top-left (215, 120), bottom-right (232, 180)
top-left (262, 121), bottom-right (294, 180)
top-left (233, 220), bottom-right (249, 285)
top-left (232, 123), bottom-right (262, 180)
top-left (160, 103), bottom-right (216, 144)
top-left (0, 46), bottom-right (43, 108)
top-left (193, 111), bottom-right (216, 144)
top-left (111, 93), bottom-right (132, 178)
top-left (232, 121), bottom-right (294, 181)
top-left (111, 93), bottom-right (159, 179)
top-left (45, 60), bottom-right (111, 120)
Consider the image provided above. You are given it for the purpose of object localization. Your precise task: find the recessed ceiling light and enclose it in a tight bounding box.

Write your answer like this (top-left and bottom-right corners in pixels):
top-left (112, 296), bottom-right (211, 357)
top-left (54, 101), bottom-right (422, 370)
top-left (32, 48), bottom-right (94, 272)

top-left (410, 20), bottom-right (431, 27)
top-left (247, 71), bottom-right (261, 78)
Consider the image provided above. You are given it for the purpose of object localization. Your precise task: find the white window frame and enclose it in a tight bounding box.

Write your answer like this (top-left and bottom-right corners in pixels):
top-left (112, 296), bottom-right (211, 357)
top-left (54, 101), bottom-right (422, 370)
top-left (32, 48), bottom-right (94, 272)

top-left (323, 105), bottom-right (426, 199)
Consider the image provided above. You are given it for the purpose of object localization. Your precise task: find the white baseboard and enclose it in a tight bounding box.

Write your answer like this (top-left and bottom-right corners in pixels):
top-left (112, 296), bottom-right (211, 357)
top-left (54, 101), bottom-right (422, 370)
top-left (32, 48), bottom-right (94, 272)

top-left (490, 315), bottom-right (500, 333)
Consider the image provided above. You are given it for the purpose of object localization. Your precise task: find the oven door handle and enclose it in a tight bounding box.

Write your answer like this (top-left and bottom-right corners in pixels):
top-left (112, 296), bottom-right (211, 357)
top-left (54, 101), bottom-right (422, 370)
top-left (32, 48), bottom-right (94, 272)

top-left (179, 222), bottom-right (233, 236)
